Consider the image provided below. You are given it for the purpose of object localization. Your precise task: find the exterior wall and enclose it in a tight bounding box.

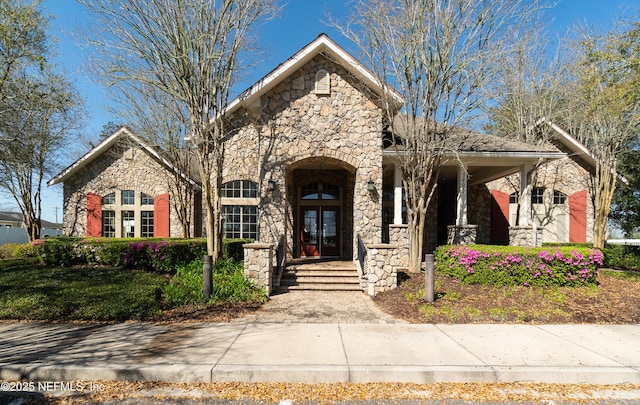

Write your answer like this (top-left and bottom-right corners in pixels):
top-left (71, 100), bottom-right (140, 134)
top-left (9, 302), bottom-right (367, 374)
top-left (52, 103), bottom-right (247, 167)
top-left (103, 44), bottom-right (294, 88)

top-left (61, 141), bottom-right (193, 238)
top-left (223, 54), bottom-right (385, 259)
top-left (486, 155), bottom-right (594, 244)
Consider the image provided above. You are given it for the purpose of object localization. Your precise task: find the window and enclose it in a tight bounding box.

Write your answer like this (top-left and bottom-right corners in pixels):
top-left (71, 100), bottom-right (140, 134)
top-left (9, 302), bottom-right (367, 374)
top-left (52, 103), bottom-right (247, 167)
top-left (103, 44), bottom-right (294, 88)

top-left (122, 210), bottom-right (135, 237)
top-left (141, 211), bottom-right (154, 237)
top-left (553, 190), bottom-right (568, 205)
top-left (103, 192), bottom-right (115, 205)
top-left (509, 192), bottom-right (519, 204)
top-left (222, 180), bottom-right (257, 198)
top-left (301, 182), bottom-right (339, 200)
top-left (222, 206), bottom-right (257, 239)
top-left (531, 187), bottom-right (545, 205)
top-left (102, 211), bottom-right (115, 237)
top-left (122, 190), bottom-right (135, 205)
top-left (141, 193), bottom-right (154, 205)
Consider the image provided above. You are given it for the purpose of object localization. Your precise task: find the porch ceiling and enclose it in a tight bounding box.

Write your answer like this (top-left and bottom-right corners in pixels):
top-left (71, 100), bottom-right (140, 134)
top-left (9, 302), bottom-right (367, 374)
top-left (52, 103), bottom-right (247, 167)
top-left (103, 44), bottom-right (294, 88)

top-left (384, 151), bottom-right (566, 186)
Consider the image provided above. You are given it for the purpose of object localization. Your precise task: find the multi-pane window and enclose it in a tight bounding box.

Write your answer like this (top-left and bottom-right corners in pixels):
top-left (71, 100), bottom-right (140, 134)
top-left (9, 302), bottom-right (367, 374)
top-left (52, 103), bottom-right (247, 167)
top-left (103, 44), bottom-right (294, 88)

top-left (301, 182), bottom-right (339, 200)
top-left (222, 205), bottom-right (257, 239)
top-left (122, 210), bottom-right (135, 237)
top-left (509, 192), bottom-right (519, 204)
top-left (141, 193), bottom-right (154, 205)
top-left (531, 187), bottom-right (545, 205)
top-left (141, 211), bottom-right (154, 237)
top-left (103, 192), bottom-right (115, 205)
top-left (102, 211), bottom-right (115, 237)
top-left (122, 190), bottom-right (135, 205)
top-left (553, 190), bottom-right (568, 205)
top-left (222, 180), bottom-right (258, 198)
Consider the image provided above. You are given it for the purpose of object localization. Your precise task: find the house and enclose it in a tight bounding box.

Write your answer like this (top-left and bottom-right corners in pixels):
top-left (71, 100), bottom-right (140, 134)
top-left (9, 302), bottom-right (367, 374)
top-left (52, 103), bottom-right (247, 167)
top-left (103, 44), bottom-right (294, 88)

top-left (49, 34), bottom-right (596, 295)
top-left (0, 211), bottom-right (62, 245)
top-left (48, 127), bottom-right (202, 239)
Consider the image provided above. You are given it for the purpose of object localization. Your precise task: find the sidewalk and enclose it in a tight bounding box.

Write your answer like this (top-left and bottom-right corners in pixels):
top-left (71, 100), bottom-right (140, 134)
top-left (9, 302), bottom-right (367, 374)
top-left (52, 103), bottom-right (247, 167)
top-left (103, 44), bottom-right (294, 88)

top-left (1, 319), bottom-right (639, 385)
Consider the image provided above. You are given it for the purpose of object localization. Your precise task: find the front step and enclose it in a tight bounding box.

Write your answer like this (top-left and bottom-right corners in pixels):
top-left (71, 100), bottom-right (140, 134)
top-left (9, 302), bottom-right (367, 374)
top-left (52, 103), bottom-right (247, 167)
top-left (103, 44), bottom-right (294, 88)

top-left (277, 260), bottom-right (362, 292)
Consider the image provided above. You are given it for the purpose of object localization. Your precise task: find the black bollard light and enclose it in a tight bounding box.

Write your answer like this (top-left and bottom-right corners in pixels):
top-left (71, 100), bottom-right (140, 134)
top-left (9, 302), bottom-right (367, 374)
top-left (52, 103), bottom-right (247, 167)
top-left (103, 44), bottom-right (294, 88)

top-left (203, 255), bottom-right (213, 300)
top-left (425, 253), bottom-right (435, 302)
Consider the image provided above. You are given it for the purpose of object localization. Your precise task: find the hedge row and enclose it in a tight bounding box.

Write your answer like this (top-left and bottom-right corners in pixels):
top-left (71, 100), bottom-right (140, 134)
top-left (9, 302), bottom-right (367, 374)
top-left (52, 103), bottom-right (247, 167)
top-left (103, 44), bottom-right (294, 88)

top-left (436, 244), bottom-right (603, 287)
top-left (20, 237), bottom-right (253, 272)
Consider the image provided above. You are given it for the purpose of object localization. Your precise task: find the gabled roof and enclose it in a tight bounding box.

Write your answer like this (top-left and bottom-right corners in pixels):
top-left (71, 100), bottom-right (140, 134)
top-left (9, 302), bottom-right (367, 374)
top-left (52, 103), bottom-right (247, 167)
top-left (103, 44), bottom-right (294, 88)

top-left (535, 117), bottom-right (598, 168)
top-left (48, 126), bottom-right (199, 188)
top-left (222, 33), bottom-right (403, 118)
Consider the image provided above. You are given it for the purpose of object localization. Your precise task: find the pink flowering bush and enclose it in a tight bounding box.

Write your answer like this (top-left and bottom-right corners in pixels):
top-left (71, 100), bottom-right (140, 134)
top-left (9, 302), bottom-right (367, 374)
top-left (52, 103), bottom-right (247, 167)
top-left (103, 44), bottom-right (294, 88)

top-left (435, 245), bottom-right (602, 287)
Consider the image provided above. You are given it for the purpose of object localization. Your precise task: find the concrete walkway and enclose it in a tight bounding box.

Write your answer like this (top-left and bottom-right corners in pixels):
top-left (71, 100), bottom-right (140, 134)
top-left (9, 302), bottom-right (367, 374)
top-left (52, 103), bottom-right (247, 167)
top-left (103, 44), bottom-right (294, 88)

top-left (240, 291), bottom-right (405, 324)
top-left (1, 291), bottom-right (640, 385)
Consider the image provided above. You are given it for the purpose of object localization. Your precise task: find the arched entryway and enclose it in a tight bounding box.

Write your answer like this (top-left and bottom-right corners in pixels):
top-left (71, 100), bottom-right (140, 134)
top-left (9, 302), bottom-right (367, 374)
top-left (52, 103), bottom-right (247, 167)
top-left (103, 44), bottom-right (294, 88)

top-left (287, 157), bottom-right (356, 259)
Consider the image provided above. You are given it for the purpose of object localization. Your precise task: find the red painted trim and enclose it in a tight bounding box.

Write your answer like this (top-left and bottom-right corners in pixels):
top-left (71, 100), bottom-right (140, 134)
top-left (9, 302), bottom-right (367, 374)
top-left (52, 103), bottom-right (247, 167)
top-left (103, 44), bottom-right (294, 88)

top-left (86, 193), bottom-right (102, 237)
top-left (154, 193), bottom-right (170, 238)
top-left (569, 190), bottom-right (587, 242)
top-left (490, 190), bottom-right (510, 244)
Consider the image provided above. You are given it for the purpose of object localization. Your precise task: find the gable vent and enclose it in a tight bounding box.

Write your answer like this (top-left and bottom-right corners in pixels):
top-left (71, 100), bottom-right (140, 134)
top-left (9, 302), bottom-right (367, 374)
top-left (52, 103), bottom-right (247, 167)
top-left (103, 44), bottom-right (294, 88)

top-left (315, 69), bottom-right (330, 95)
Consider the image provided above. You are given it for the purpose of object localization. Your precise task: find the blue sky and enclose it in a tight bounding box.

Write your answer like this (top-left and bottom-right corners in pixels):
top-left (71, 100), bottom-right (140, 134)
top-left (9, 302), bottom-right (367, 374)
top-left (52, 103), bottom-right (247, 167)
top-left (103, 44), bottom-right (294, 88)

top-left (5, 0), bottom-right (637, 222)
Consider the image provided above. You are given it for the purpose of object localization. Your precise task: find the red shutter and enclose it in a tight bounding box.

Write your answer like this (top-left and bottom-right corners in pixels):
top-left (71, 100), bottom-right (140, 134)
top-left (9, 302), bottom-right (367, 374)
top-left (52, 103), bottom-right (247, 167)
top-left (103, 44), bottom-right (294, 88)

top-left (569, 190), bottom-right (587, 242)
top-left (154, 193), bottom-right (170, 237)
top-left (86, 193), bottom-right (102, 237)
top-left (490, 190), bottom-right (510, 244)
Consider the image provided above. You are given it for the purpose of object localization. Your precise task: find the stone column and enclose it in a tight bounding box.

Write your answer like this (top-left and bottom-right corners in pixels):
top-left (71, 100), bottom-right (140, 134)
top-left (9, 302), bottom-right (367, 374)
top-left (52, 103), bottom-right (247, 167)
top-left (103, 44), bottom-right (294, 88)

top-left (243, 243), bottom-right (274, 296)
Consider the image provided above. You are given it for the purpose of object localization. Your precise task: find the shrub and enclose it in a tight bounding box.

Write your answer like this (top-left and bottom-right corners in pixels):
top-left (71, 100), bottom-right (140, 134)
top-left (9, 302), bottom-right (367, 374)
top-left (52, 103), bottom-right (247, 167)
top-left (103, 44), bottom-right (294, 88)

top-left (436, 245), bottom-right (602, 287)
top-left (162, 258), bottom-right (266, 307)
top-left (222, 238), bottom-right (253, 261)
top-left (601, 244), bottom-right (640, 270)
top-left (27, 237), bottom-right (208, 272)
top-left (0, 244), bottom-right (25, 259)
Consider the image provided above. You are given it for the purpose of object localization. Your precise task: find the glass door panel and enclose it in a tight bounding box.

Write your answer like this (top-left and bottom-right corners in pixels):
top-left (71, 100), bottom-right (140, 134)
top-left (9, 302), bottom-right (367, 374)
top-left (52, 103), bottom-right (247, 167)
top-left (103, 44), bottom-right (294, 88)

top-left (301, 208), bottom-right (320, 256)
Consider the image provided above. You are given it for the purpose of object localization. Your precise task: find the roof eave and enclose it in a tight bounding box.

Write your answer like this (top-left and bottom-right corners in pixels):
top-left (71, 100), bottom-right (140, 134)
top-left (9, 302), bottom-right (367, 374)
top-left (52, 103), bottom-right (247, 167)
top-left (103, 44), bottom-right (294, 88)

top-left (223, 34), bottom-right (403, 119)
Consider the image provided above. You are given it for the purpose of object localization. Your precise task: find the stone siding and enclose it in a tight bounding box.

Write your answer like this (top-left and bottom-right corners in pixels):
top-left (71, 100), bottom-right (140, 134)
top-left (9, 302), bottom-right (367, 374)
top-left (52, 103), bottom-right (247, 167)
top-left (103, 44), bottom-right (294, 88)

top-left (363, 244), bottom-right (398, 296)
top-left (389, 224), bottom-right (409, 269)
top-left (486, 155), bottom-right (594, 244)
top-left (243, 243), bottom-right (274, 296)
top-left (61, 141), bottom-right (195, 238)
top-left (223, 54), bottom-right (384, 259)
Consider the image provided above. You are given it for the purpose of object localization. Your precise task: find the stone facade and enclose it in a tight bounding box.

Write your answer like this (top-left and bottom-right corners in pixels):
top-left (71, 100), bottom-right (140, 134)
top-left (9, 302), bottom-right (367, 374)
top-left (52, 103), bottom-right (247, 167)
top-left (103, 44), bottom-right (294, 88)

top-left (509, 226), bottom-right (544, 247)
top-left (363, 244), bottom-right (398, 296)
top-left (61, 139), bottom-right (198, 238)
top-left (447, 225), bottom-right (478, 245)
top-left (486, 154), bottom-right (594, 244)
top-left (223, 54), bottom-right (385, 260)
top-left (243, 243), bottom-right (274, 295)
top-left (389, 224), bottom-right (409, 271)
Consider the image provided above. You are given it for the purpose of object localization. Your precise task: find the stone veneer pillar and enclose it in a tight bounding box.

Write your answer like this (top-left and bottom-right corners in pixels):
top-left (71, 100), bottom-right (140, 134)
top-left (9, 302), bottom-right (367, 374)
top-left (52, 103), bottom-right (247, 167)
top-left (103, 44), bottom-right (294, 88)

top-left (509, 226), bottom-right (544, 247)
top-left (389, 224), bottom-right (409, 270)
top-left (364, 244), bottom-right (398, 296)
top-left (447, 225), bottom-right (478, 245)
top-left (243, 243), bottom-right (274, 296)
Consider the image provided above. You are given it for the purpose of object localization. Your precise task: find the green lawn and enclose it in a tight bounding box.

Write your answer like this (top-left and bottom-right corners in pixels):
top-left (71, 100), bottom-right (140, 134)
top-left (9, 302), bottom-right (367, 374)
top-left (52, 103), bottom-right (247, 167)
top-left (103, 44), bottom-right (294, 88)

top-left (0, 258), bottom-right (167, 321)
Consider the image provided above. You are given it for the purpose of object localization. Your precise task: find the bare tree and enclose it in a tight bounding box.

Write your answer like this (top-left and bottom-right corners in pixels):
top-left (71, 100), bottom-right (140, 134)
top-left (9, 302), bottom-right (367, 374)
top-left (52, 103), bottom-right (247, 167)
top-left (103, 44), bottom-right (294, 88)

top-left (82, 0), bottom-right (278, 259)
top-left (0, 0), bottom-right (82, 241)
top-left (0, 70), bottom-right (82, 241)
top-left (564, 19), bottom-right (640, 248)
top-left (334, 0), bottom-right (538, 272)
top-left (115, 84), bottom-right (198, 238)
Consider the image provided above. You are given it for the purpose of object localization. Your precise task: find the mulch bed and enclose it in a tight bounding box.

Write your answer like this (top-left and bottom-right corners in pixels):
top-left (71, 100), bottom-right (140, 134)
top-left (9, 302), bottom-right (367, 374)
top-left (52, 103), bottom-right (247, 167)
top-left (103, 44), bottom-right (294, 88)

top-left (373, 271), bottom-right (640, 324)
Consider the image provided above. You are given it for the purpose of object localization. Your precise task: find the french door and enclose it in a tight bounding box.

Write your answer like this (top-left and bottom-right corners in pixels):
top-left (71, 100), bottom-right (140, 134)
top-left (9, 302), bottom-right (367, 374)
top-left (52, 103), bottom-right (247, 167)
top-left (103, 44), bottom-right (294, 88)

top-left (300, 206), bottom-right (340, 257)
